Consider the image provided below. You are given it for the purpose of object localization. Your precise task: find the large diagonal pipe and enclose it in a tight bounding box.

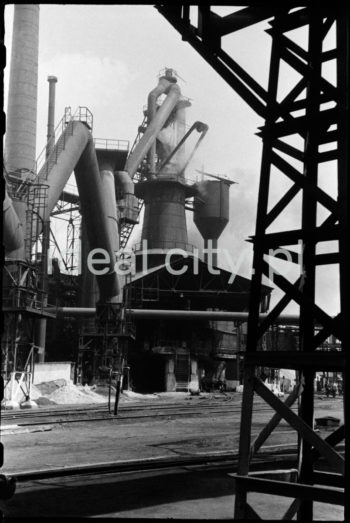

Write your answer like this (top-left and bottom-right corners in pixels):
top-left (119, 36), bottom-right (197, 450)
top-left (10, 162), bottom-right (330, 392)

top-left (35, 121), bottom-right (120, 302)
top-left (124, 79), bottom-right (181, 179)
top-left (4, 118), bottom-right (121, 301)
top-left (2, 189), bottom-right (24, 252)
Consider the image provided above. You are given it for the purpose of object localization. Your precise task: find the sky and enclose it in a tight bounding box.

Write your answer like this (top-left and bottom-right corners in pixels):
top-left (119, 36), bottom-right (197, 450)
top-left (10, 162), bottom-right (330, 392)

top-left (3, 4), bottom-right (340, 316)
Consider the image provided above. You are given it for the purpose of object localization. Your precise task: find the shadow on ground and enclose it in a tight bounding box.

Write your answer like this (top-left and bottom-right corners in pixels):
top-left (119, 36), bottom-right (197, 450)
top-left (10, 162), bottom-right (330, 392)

top-left (0, 468), bottom-right (235, 518)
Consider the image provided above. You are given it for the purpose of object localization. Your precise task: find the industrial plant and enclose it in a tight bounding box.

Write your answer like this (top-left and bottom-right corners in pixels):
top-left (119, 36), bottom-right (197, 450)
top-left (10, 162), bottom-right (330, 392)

top-left (2, 5), bottom-right (274, 398)
top-left (1, 5), bottom-right (347, 521)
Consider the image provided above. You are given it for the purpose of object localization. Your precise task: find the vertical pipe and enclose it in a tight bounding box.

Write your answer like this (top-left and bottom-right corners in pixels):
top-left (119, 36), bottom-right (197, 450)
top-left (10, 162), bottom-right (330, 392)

top-left (5, 4), bottom-right (40, 176)
top-left (46, 76), bottom-right (58, 159)
top-left (204, 238), bottom-right (218, 267)
top-left (171, 101), bottom-right (188, 175)
top-left (35, 219), bottom-right (50, 363)
top-left (36, 75), bottom-right (57, 362)
top-left (80, 219), bottom-right (99, 307)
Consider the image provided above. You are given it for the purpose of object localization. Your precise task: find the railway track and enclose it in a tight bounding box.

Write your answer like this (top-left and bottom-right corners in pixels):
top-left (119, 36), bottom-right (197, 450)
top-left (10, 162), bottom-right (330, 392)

top-left (7, 444), bottom-right (345, 483)
top-left (10, 447), bottom-right (300, 482)
top-left (2, 396), bottom-right (239, 418)
top-left (1, 398), bottom-right (283, 426)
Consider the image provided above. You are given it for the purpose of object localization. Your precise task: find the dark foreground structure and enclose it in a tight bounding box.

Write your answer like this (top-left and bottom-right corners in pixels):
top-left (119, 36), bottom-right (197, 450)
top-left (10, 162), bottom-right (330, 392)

top-left (157, 5), bottom-right (348, 521)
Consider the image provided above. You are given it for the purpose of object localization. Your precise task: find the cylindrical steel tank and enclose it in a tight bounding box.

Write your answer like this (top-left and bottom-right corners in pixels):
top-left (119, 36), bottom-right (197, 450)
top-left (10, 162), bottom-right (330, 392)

top-left (5, 4), bottom-right (40, 176)
top-left (140, 181), bottom-right (188, 250)
top-left (193, 180), bottom-right (230, 240)
top-left (193, 180), bottom-right (230, 266)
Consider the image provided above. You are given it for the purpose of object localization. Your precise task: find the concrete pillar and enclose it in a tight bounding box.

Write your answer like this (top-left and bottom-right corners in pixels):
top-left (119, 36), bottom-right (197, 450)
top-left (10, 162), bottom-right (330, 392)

top-left (5, 4), bottom-right (40, 175)
top-left (189, 358), bottom-right (199, 393)
top-left (165, 357), bottom-right (176, 392)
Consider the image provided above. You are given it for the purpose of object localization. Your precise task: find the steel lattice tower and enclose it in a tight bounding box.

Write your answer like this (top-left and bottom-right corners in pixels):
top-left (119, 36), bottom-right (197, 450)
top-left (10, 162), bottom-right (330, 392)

top-left (157, 5), bottom-right (348, 520)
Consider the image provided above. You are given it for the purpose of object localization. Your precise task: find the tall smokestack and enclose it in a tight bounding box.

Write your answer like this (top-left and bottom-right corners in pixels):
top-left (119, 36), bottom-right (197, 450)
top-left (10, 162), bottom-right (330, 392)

top-left (5, 4), bottom-right (40, 176)
top-left (46, 75), bottom-right (57, 159)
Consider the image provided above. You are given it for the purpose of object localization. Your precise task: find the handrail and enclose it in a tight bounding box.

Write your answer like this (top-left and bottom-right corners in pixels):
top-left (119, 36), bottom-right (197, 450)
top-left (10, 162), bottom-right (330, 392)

top-left (35, 108), bottom-right (73, 178)
top-left (94, 138), bottom-right (129, 151)
top-left (34, 106), bottom-right (94, 181)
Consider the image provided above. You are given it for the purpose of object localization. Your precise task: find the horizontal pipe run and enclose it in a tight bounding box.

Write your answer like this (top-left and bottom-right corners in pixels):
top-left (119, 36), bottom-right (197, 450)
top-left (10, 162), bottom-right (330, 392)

top-left (50, 307), bottom-right (305, 325)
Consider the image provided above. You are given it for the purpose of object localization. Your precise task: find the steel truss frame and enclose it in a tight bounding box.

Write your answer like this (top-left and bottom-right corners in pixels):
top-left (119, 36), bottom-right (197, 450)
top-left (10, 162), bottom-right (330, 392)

top-left (157, 5), bottom-right (348, 520)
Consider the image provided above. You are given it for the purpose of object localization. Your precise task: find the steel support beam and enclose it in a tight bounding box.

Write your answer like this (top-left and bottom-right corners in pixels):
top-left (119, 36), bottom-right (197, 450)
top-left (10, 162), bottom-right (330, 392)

top-left (156, 5), bottom-right (348, 521)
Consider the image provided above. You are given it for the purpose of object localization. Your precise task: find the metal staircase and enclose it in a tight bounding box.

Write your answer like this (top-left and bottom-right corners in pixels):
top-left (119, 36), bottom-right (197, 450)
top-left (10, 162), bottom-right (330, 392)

top-left (32, 105), bottom-right (146, 250)
top-left (35, 106), bottom-right (93, 182)
top-left (119, 113), bottom-right (148, 249)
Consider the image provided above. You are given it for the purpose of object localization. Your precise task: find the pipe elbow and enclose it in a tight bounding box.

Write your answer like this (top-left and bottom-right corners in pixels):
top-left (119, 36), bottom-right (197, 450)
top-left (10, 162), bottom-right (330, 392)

top-left (194, 121), bottom-right (209, 133)
top-left (114, 170), bottom-right (134, 195)
top-left (167, 83), bottom-right (181, 97)
top-left (147, 78), bottom-right (172, 109)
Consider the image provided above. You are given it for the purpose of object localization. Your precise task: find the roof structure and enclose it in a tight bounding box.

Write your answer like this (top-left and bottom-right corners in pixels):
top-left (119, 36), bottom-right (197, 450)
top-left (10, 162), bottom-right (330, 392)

top-left (126, 255), bottom-right (272, 311)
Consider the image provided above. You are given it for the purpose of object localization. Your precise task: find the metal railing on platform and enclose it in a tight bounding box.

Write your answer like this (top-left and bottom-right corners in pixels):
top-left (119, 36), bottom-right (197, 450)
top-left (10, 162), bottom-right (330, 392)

top-left (94, 138), bottom-right (129, 151)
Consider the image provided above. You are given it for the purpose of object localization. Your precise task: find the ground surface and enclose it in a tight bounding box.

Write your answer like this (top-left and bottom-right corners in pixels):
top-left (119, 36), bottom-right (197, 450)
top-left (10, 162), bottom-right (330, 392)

top-left (0, 393), bottom-right (344, 519)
